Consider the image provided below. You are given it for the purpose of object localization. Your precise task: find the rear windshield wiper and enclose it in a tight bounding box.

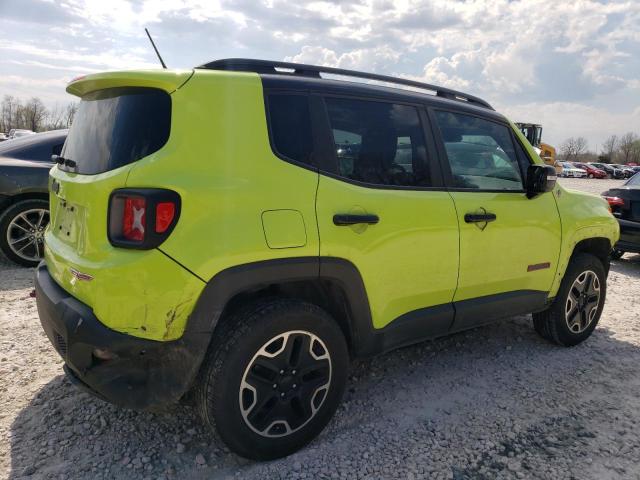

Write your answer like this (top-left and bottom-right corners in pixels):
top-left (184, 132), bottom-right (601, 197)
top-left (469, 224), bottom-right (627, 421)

top-left (51, 155), bottom-right (77, 168)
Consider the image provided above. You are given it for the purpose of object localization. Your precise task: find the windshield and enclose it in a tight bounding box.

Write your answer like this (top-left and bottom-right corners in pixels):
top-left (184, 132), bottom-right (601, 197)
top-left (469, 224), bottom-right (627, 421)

top-left (626, 173), bottom-right (640, 186)
top-left (61, 87), bottom-right (171, 175)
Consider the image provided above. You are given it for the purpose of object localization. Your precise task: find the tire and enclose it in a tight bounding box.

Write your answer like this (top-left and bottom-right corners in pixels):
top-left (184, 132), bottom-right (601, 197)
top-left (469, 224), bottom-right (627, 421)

top-left (195, 298), bottom-right (349, 460)
top-left (533, 253), bottom-right (606, 347)
top-left (610, 249), bottom-right (624, 260)
top-left (0, 199), bottom-right (49, 267)
top-left (588, 173), bottom-right (594, 179)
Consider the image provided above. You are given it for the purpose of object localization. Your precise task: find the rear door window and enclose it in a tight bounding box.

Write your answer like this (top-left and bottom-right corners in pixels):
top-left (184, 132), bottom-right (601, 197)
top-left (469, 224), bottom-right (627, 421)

top-left (61, 87), bottom-right (171, 175)
top-left (324, 97), bottom-right (431, 187)
top-left (434, 111), bottom-right (524, 191)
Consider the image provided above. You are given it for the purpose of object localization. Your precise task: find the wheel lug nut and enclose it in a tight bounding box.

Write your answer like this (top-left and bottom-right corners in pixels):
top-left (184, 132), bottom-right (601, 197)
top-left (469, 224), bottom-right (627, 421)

top-left (272, 384), bottom-right (277, 389)
top-left (280, 392), bottom-right (285, 397)
top-left (292, 370), bottom-right (296, 375)
top-left (279, 370), bottom-right (284, 375)
top-left (292, 384), bottom-right (297, 389)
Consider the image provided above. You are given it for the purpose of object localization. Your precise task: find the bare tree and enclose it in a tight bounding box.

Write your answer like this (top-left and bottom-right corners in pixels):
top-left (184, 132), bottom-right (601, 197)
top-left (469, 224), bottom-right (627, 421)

top-left (619, 132), bottom-right (639, 164)
top-left (560, 137), bottom-right (588, 162)
top-left (45, 103), bottom-right (66, 130)
top-left (631, 140), bottom-right (640, 165)
top-left (65, 102), bottom-right (78, 127)
top-left (23, 97), bottom-right (47, 132)
top-left (601, 135), bottom-right (618, 163)
top-left (1, 95), bottom-right (18, 132)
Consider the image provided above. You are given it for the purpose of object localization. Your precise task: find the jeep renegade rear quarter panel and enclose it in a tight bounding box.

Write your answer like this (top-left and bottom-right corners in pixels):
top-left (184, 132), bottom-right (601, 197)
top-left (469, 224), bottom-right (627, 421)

top-left (124, 70), bottom-right (321, 281)
top-left (44, 70), bottom-right (205, 341)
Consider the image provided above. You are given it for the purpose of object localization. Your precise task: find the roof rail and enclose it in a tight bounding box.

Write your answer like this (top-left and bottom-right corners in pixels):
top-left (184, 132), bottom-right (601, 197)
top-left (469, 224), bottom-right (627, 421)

top-left (197, 58), bottom-right (494, 110)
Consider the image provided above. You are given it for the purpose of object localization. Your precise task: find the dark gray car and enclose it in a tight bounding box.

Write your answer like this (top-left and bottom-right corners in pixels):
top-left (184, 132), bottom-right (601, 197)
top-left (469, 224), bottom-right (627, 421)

top-left (0, 129), bottom-right (67, 266)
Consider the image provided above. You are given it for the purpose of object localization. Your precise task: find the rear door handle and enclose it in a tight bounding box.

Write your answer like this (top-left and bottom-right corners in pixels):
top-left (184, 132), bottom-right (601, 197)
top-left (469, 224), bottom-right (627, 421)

top-left (333, 214), bottom-right (379, 226)
top-left (464, 212), bottom-right (497, 223)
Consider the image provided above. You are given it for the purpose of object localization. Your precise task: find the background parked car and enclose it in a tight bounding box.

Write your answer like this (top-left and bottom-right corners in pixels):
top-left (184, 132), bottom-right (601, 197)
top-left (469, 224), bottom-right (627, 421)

top-left (590, 162), bottom-right (625, 179)
top-left (7, 129), bottom-right (35, 139)
top-left (614, 164), bottom-right (636, 178)
top-left (572, 162), bottom-right (606, 178)
top-left (559, 161), bottom-right (587, 178)
top-left (0, 133), bottom-right (7, 142)
top-left (0, 129), bottom-right (67, 266)
top-left (602, 173), bottom-right (640, 259)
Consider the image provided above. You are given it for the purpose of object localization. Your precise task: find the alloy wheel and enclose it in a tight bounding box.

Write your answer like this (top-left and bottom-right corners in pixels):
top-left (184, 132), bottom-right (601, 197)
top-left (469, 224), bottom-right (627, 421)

top-left (565, 270), bottom-right (600, 334)
top-left (239, 330), bottom-right (332, 438)
top-left (6, 208), bottom-right (49, 263)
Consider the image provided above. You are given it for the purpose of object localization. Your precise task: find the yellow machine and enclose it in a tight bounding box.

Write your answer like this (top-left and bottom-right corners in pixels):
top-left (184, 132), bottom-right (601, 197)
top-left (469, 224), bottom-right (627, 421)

top-left (516, 123), bottom-right (562, 175)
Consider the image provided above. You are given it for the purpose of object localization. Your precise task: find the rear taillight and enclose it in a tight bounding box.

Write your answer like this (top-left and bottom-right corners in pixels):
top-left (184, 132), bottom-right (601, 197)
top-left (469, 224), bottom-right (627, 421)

top-left (122, 196), bottom-right (146, 241)
top-left (603, 196), bottom-right (625, 207)
top-left (108, 189), bottom-right (180, 249)
top-left (155, 202), bottom-right (176, 233)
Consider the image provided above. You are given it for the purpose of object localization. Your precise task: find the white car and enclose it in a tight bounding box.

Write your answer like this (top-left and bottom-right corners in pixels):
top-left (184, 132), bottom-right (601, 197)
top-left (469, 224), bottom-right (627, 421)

top-left (559, 162), bottom-right (587, 178)
top-left (7, 129), bottom-right (35, 139)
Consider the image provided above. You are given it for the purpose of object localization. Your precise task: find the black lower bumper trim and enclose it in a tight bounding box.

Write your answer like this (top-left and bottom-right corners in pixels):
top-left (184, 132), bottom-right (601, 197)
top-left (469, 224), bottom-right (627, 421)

top-left (616, 218), bottom-right (640, 253)
top-left (35, 263), bottom-right (206, 410)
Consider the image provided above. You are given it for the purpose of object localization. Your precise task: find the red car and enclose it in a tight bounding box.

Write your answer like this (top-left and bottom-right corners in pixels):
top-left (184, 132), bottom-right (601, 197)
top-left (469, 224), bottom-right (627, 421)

top-left (573, 162), bottom-right (607, 178)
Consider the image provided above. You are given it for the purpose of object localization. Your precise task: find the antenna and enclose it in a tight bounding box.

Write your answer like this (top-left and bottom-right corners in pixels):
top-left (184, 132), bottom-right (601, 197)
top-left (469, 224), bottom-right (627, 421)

top-left (145, 28), bottom-right (167, 69)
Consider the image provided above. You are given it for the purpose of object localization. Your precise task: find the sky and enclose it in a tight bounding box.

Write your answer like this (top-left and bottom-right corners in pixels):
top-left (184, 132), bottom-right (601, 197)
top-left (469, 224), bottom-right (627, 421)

top-left (0, 0), bottom-right (639, 150)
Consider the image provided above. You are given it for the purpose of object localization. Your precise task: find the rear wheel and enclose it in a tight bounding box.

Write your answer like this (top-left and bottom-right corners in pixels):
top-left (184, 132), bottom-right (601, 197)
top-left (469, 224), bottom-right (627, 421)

top-left (588, 173), bottom-right (594, 179)
top-left (196, 298), bottom-right (349, 460)
top-left (533, 253), bottom-right (606, 347)
top-left (0, 199), bottom-right (49, 267)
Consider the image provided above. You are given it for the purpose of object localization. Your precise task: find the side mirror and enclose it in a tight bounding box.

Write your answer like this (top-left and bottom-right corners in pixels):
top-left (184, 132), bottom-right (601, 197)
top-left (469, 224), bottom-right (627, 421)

top-left (526, 164), bottom-right (557, 199)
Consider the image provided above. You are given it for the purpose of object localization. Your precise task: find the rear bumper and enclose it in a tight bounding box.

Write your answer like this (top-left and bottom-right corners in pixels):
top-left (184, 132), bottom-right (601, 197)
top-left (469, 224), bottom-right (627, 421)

top-left (35, 263), bottom-right (203, 410)
top-left (616, 218), bottom-right (640, 253)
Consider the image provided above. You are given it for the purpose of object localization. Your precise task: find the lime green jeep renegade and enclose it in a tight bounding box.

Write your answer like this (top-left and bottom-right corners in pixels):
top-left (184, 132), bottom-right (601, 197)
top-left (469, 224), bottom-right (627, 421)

top-left (35, 59), bottom-right (619, 460)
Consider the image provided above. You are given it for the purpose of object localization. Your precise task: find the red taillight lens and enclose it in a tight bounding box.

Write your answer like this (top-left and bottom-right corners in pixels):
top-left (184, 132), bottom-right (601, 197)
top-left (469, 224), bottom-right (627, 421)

top-left (122, 197), bottom-right (146, 241)
top-left (603, 196), bottom-right (624, 207)
top-left (108, 189), bottom-right (180, 249)
top-left (155, 202), bottom-right (175, 233)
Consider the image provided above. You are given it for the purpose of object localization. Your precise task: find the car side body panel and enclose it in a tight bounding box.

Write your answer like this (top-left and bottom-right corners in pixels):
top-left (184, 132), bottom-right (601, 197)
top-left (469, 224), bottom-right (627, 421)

top-left (548, 186), bottom-right (619, 297)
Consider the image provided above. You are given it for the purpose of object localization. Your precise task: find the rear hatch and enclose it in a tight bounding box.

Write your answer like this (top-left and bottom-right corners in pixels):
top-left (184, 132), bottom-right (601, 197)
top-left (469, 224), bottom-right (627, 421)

top-left (46, 70), bottom-right (192, 301)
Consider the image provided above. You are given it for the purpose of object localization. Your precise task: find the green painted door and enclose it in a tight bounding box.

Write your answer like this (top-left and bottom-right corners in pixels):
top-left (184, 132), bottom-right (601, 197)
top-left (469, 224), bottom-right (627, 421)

top-left (432, 110), bottom-right (561, 302)
top-left (315, 96), bottom-right (459, 330)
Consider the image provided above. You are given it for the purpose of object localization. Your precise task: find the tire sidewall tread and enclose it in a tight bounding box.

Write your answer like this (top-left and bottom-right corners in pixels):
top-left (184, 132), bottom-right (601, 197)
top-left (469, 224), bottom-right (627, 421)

top-left (533, 253), bottom-right (606, 347)
top-left (0, 198), bottom-right (49, 267)
top-left (195, 298), bottom-right (349, 460)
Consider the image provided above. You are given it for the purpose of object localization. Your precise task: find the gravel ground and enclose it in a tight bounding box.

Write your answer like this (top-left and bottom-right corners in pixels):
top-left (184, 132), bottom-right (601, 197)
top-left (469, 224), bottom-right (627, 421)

top-left (2, 178), bottom-right (640, 480)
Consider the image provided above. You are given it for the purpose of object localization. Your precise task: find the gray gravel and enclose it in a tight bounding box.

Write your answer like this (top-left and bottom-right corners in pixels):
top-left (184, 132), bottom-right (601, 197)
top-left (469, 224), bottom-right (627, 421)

top-left (2, 178), bottom-right (640, 480)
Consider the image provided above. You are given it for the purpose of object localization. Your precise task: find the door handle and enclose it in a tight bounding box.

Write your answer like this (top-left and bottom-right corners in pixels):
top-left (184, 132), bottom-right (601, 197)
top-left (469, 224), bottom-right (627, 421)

top-left (464, 212), bottom-right (497, 223)
top-left (333, 214), bottom-right (379, 226)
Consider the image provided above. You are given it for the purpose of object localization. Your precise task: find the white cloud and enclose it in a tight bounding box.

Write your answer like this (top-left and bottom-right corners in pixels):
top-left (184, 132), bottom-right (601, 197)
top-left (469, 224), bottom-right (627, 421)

top-left (0, 0), bottom-right (638, 147)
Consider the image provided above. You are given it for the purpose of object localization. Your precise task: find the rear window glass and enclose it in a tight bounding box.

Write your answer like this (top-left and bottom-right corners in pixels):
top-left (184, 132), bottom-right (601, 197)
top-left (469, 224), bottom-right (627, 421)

top-left (325, 97), bottom-right (431, 187)
top-left (61, 87), bottom-right (171, 175)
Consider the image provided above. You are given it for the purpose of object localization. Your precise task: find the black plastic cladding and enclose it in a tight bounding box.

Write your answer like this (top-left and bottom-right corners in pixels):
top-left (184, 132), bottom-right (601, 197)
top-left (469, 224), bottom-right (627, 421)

top-left (196, 58), bottom-right (494, 111)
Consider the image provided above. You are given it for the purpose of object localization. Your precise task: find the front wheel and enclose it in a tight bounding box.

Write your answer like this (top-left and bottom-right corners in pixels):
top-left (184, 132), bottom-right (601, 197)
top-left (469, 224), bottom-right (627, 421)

top-left (588, 173), bottom-right (594, 179)
top-left (0, 199), bottom-right (49, 267)
top-left (196, 298), bottom-right (349, 460)
top-left (533, 253), bottom-right (606, 346)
